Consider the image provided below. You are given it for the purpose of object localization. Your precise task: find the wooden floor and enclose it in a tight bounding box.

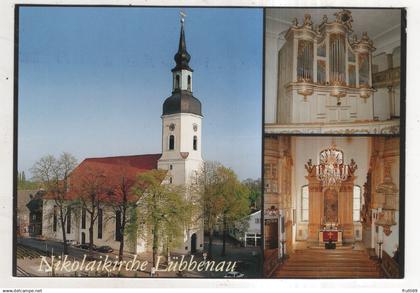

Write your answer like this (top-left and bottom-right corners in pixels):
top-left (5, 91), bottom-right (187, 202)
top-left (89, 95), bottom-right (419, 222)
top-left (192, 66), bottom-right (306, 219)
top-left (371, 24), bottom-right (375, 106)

top-left (273, 246), bottom-right (382, 278)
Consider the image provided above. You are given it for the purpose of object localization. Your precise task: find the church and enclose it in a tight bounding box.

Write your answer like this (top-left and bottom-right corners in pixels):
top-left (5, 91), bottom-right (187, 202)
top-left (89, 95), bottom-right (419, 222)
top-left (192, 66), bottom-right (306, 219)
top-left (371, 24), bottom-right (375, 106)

top-left (40, 16), bottom-right (204, 255)
top-left (263, 8), bottom-right (403, 279)
top-left (263, 135), bottom-right (401, 278)
top-left (265, 9), bottom-right (402, 134)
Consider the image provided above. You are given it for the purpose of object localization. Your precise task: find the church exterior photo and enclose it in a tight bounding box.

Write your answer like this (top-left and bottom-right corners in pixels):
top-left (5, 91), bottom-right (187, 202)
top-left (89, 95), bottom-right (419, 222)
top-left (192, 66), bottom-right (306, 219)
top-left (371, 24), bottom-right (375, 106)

top-left (15, 7), bottom-right (263, 278)
top-left (40, 17), bottom-right (204, 256)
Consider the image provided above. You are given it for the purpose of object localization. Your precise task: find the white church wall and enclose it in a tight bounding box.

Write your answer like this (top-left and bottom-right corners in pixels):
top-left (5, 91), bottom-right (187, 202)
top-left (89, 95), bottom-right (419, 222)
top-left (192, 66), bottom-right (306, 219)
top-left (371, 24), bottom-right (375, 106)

top-left (42, 200), bottom-right (79, 243)
top-left (42, 200), bottom-right (139, 254)
top-left (265, 17), bottom-right (289, 124)
top-left (392, 47), bottom-right (400, 67)
top-left (394, 85), bottom-right (400, 117)
top-left (372, 23), bottom-right (401, 58)
top-left (373, 88), bottom-right (391, 120)
top-left (265, 30), bottom-right (278, 124)
top-left (373, 53), bottom-right (389, 73)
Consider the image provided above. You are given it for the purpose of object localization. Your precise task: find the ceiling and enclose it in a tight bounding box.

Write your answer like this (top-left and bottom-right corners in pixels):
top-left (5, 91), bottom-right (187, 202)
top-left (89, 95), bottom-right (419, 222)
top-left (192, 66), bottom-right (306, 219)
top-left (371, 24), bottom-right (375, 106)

top-left (266, 8), bottom-right (401, 41)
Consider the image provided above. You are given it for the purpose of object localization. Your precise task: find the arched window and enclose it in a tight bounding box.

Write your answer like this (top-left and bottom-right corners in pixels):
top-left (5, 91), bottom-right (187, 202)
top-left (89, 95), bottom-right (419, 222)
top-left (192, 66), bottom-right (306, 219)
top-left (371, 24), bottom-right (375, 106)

top-left (175, 75), bottom-right (180, 89)
top-left (193, 135), bottom-right (197, 150)
top-left (66, 207), bottom-right (71, 234)
top-left (353, 185), bottom-right (361, 222)
top-left (53, 206), bottom-right (57, 232)
top-left (187, 75), bottom-right (191, 90)
top-left (97, 208), bottom-right (103, 239)
top-left (115, 210), bottom-right (122, 241)
top-left (169, 177), bottom-right (173, 184)
top-left (169, 135), bottom-right (175, 150)
top-left (169, 164), bottom-right (173, 170)
top-left (301, 185), bottom-right (309, 222)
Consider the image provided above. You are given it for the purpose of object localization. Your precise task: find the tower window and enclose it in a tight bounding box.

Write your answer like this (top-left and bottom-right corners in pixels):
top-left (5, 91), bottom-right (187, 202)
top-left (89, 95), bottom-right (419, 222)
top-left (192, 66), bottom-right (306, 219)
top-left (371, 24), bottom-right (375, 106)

top-left (66, 207), bottom-right (71, 234)
top-left (193, 135), bottom-right (198, 151)
top-left (170, 164), bottom-right (173, 170)
top-left (53, 206), bottom-right (57, 232)
top-left (98, 208), bottom-right (103, 239)
top-left (176, 75), bottom-right (180, 89)
top-left (115, 210), bottom-right (122, 242)
top-left (81, 208), bottom-right (86, 229)
top-left (188, 75), bottom-right (191, 90)
top-left (169, 135), bottom-right (175, 150)
top-left (169, 177), bottom-right (173, 184)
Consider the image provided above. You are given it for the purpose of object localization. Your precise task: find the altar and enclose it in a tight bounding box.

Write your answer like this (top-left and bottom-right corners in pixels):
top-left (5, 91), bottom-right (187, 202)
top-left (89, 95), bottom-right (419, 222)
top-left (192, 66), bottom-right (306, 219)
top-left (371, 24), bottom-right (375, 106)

top-left (318, 229), bottom-right (343, 244)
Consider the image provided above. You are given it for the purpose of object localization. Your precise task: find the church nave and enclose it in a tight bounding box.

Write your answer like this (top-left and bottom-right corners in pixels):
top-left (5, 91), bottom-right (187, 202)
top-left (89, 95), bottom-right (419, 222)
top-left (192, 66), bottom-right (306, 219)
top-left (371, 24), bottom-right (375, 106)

top-left (263, 136), bottom-right (401, 278)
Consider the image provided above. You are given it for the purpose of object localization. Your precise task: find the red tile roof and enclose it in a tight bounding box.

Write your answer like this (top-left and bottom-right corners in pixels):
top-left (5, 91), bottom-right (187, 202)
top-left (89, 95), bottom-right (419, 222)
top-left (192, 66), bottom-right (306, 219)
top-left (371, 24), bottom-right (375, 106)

top-left (43, 153), bottom-right (163, 202)
top-left (83, 153), bottom-right (162, 170)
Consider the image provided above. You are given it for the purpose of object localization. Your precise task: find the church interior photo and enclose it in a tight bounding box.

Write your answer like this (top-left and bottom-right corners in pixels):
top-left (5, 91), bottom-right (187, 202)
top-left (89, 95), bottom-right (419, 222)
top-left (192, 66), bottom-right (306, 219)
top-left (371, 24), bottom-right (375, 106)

top-left (265, 8), bottom-right (402, 134)
top-left (263, 135), bottom-right (402, 278)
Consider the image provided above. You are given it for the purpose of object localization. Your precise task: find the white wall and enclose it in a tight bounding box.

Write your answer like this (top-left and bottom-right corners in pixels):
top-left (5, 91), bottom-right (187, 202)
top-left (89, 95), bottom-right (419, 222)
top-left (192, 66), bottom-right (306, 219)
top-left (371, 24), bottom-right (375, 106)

top-left (373, 88), bottom-right (391, 120)
top-left (265, 18), bottom-right (289, 124)
top-left (42, 200), bottom-right (139, 254)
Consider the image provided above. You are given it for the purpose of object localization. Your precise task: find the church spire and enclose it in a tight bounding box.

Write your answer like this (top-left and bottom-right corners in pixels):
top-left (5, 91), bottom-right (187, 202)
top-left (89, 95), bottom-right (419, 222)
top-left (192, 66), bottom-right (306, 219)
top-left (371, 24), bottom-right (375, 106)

top-left (172, 12), bottom-right (193, 72)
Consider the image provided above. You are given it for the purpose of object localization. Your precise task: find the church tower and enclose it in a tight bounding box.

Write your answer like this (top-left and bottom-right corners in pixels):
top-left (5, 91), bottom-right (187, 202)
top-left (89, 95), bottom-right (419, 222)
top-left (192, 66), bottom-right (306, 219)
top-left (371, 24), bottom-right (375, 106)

top-left (158, 14), bottom-right (203, 254)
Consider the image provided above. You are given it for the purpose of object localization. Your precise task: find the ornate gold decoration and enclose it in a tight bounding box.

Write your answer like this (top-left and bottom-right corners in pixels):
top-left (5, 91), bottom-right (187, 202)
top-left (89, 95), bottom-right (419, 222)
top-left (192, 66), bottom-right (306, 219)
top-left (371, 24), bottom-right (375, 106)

top-left (334, 9), bottom-right (353, 31)
top-left (312, 145), bottom-right (357, 187)
top-left (305, 158), bottom-right (315, 174)
top-left (375, 164), bottom-right (399, 235)
top-left (284, 9), bottom-right (375, 105)
top-left (303, 14), bottom-right (313, 29)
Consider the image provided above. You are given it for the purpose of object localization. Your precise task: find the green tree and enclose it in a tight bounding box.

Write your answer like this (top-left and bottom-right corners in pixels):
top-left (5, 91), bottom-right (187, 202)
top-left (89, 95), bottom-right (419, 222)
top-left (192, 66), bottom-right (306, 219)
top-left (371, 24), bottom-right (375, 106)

top-left (242, 178), bottom-right (262, 210)
top-left (196, 161), bottom-right (251, 258)
top-left (17, 171), bottom-right (39, 190)
top-left (195, 161), bottom-right (224, 259)
top-left (216, 167), bottom-right (250, 256)
top-left (133, 169), bottom-right (194, 267)
top-left (30, 153), bottom-right (77, 254)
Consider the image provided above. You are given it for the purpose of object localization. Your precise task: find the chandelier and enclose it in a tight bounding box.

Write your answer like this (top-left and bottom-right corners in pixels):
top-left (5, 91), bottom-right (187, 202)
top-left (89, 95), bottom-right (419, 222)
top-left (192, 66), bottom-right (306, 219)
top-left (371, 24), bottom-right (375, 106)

top-left (312, 145), bottom-right (357, 187)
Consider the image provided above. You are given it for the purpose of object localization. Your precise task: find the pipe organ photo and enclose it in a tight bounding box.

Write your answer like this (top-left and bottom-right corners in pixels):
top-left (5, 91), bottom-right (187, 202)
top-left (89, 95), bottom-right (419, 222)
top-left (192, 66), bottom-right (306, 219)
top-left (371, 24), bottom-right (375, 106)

top-left (266, 9), bottom-right (401, 134)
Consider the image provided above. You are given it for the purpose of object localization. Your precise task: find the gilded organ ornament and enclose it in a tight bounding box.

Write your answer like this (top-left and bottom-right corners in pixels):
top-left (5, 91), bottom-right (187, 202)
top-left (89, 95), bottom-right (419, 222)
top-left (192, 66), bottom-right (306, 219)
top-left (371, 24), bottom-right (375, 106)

top-left (280, 9), bottom-right (375, 103)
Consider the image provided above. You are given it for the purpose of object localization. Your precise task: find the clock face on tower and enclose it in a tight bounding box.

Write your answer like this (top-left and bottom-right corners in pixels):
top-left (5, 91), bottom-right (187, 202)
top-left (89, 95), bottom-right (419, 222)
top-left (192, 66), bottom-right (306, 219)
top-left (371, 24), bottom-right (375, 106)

top-left (169, 123), bottom-right (175, 131)
top-left (193, 124), bottom-right (198, 132)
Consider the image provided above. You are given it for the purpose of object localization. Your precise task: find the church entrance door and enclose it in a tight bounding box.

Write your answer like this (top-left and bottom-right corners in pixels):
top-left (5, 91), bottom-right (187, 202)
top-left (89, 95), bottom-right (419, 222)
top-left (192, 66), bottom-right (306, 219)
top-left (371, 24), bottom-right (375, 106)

top-left (191, 233), bottom-right (197, 254)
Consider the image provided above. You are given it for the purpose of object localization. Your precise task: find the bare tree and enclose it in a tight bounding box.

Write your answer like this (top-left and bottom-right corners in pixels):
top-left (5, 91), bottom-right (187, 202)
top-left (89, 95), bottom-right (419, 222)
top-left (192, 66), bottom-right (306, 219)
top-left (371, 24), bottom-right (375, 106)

top-left (31, 153), bottom-right (77, 254)
top-left (70, 162), bottom-right (109, 257)
top-left (104, 165), bottom-right (140, 260)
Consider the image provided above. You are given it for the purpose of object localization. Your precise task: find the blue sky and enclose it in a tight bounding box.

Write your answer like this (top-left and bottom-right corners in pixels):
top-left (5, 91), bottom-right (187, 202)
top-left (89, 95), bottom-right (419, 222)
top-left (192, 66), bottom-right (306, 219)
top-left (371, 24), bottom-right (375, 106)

top-left (18, 7), bottom-right (262, 180)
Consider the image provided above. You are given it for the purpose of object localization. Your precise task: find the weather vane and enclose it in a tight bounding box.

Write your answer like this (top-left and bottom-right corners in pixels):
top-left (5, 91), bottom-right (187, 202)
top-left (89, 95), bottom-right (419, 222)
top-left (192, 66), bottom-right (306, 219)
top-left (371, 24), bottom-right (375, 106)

top-left (180, 11), bottom-right (186, 24)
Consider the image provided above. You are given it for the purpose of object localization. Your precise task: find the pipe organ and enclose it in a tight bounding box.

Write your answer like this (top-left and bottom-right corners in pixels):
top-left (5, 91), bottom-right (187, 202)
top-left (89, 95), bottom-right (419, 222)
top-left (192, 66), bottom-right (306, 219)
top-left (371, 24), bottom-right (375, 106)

top-left (277, 10), bottom-right (376, 125)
